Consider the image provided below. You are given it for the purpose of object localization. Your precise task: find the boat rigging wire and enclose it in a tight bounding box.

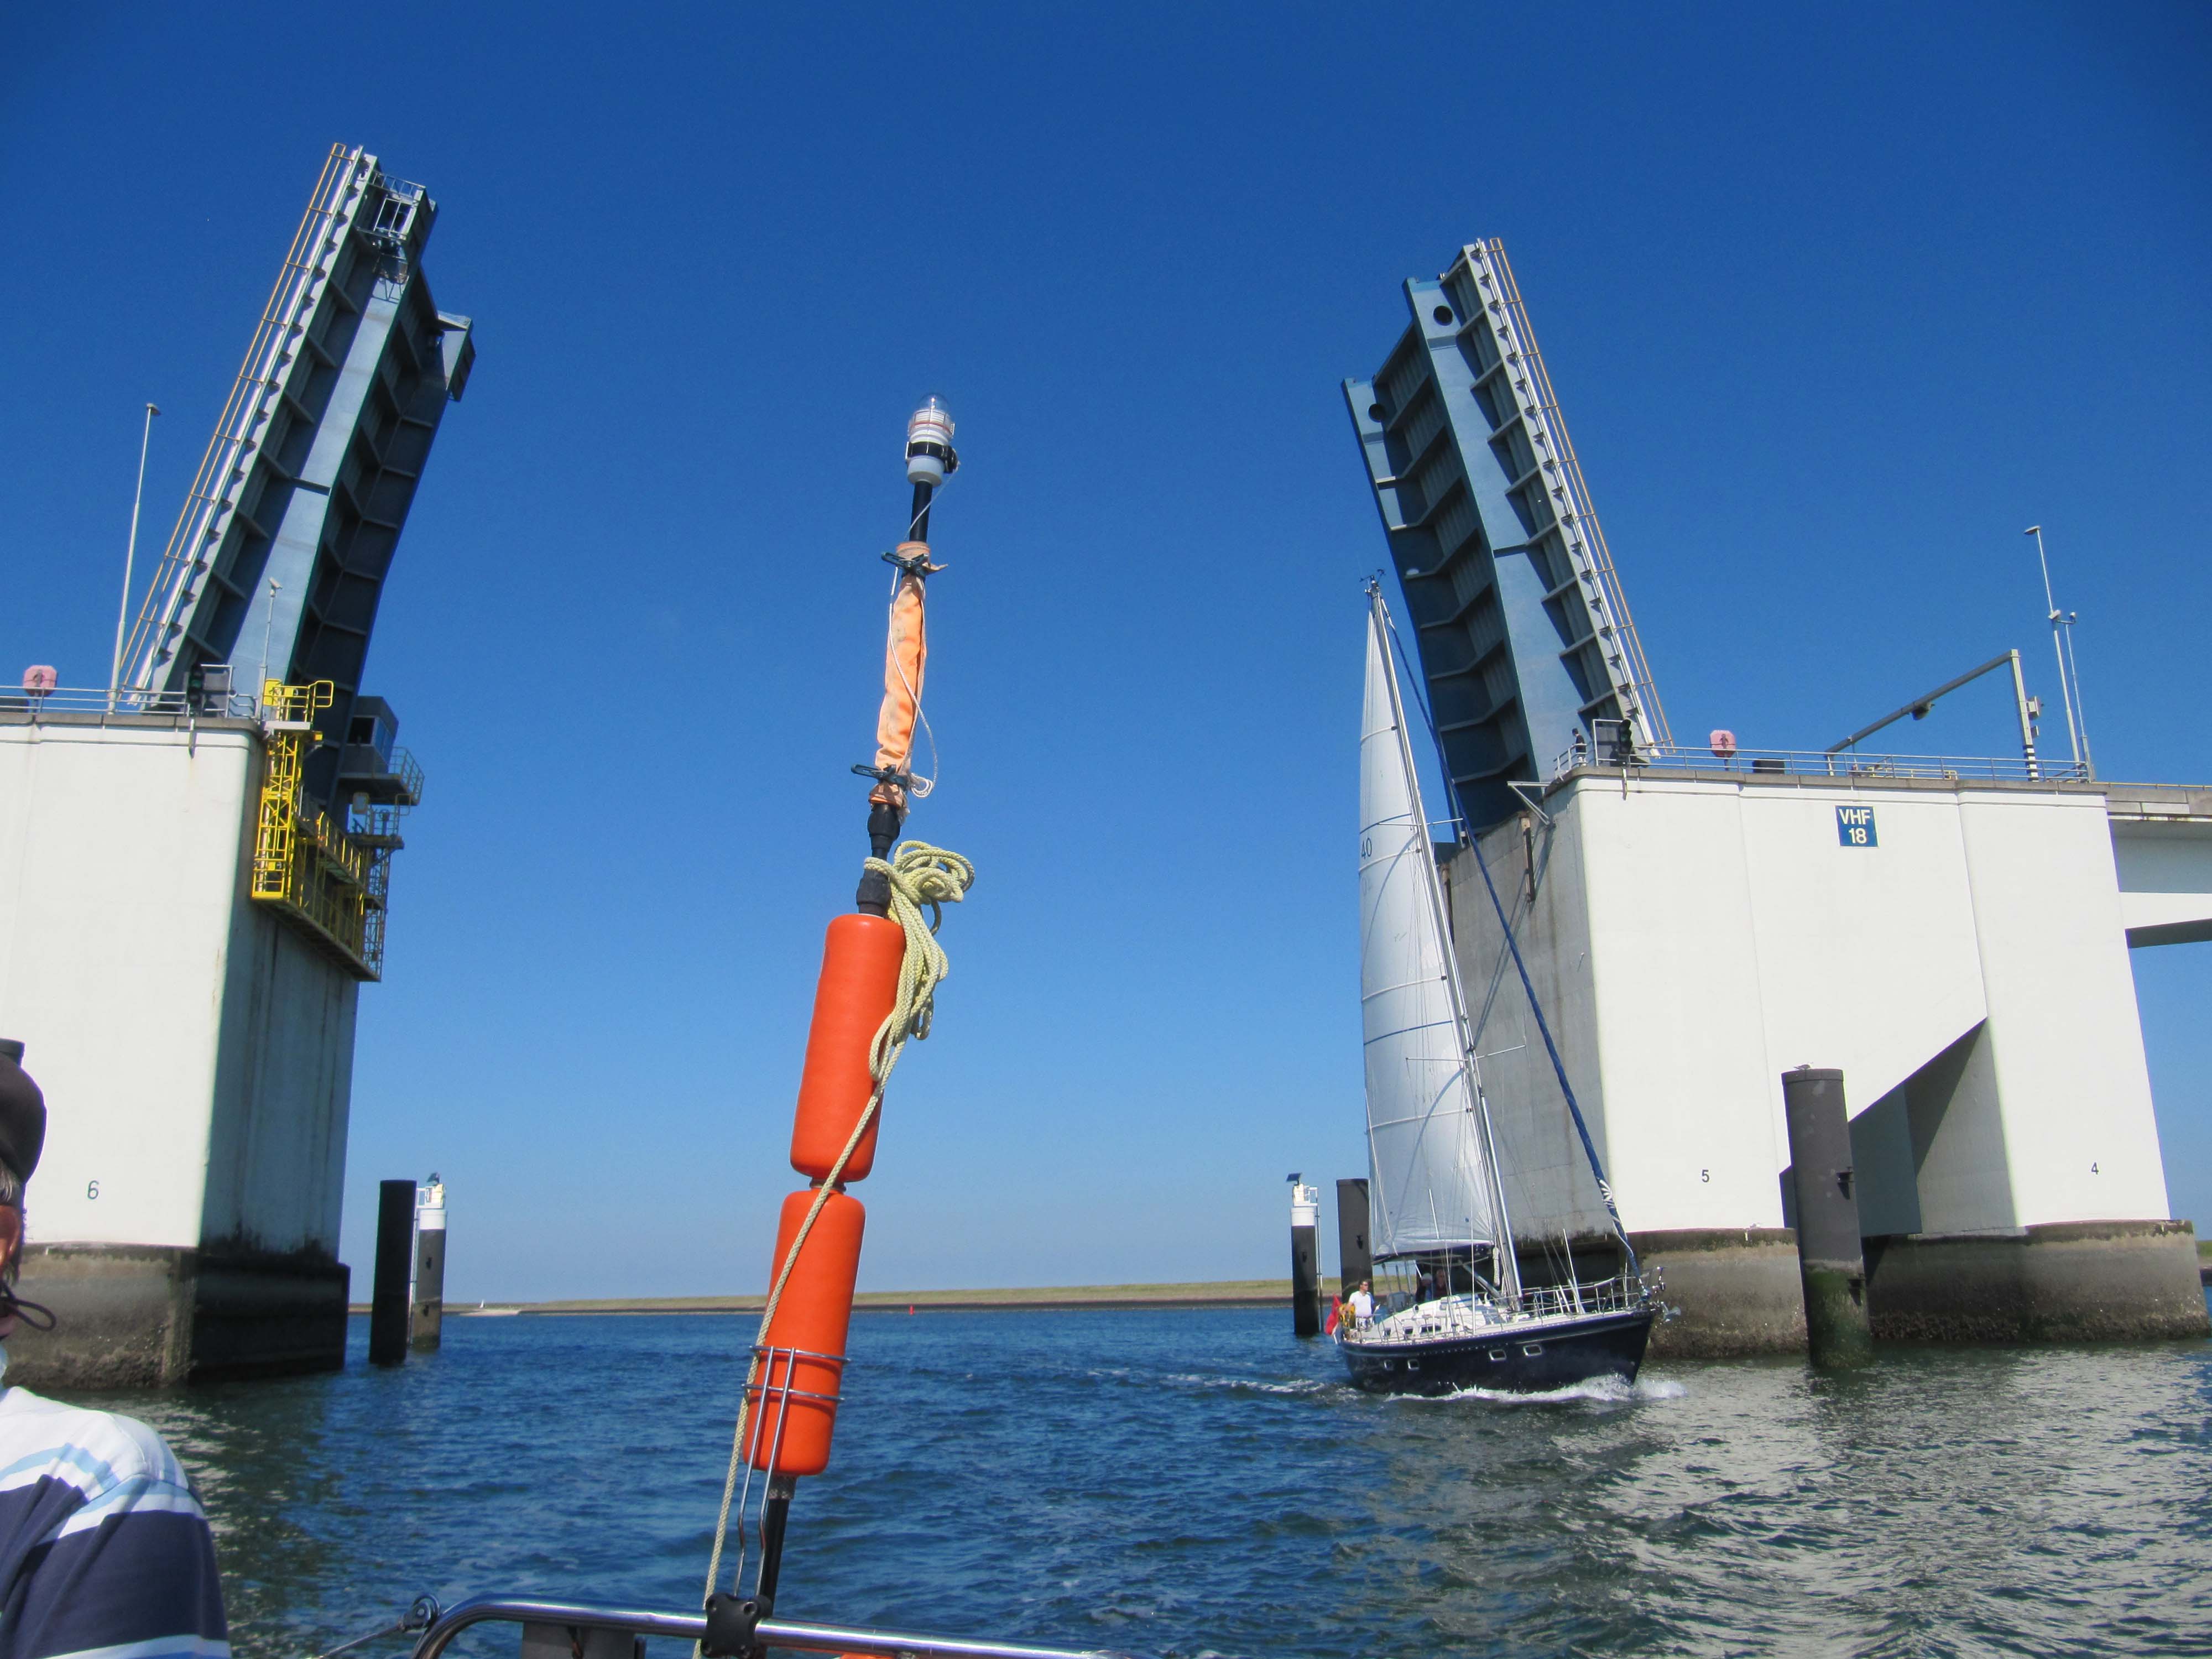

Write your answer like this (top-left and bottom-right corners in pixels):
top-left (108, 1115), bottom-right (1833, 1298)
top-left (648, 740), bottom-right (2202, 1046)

top-left (1461, 830), bottom-right (1638, 1277)
top-left (700, 842), bottom-right (977, 1618)
top-left (1376, 589), bottom-right (1639, 1279)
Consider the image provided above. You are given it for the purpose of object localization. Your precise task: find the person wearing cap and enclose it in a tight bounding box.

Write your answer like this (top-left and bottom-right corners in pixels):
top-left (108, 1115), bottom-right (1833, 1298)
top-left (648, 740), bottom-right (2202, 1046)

top-left (0, 1039), bottom-right (229, 1658)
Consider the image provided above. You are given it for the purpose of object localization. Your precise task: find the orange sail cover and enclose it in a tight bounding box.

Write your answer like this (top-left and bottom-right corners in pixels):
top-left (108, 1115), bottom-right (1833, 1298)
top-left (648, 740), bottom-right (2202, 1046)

top-left (870, 542), bottom-right (931, 808)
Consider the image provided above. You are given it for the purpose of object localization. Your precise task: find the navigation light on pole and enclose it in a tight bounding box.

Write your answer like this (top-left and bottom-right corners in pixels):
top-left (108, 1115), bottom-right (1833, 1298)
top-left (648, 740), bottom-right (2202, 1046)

top-left (904, 398), bottom-right (957, 487)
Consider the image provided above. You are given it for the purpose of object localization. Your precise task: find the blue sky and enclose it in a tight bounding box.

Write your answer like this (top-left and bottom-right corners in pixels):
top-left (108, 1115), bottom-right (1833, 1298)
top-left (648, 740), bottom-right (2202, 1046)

top-left (3, 4), bottom-right (2207, 1300)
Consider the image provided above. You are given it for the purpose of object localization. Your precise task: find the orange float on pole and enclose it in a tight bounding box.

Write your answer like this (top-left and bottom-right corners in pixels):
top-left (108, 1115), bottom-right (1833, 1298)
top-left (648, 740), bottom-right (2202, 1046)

top-left (788, 915), bottom-right (906, 1184)
top-left (745, 1188), bottom-right (865, 1477)
top-left (706, 401), bottom-right (963, 1634)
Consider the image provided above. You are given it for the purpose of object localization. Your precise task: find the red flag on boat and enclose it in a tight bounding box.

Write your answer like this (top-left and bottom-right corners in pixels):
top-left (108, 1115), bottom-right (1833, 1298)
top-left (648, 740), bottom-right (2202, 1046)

top-left (1324, 1296), bottom-right (1341, 1335)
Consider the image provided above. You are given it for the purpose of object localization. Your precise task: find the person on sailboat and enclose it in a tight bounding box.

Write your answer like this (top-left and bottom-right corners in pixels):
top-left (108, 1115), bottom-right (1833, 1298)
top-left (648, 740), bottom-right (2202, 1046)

top-left (1347, 1281), bottom-right (1374, 1329)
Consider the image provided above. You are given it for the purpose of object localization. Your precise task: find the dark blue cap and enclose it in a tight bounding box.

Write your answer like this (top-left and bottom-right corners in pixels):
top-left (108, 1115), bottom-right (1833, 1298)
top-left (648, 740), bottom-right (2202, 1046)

top-left (0, 1041), bottom-right (46, 1188)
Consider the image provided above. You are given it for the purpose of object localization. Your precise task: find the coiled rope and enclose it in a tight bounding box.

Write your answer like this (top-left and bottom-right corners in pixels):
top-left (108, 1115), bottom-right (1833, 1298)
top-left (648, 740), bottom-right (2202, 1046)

top-left (700, 841), bottom-right (977, 1608)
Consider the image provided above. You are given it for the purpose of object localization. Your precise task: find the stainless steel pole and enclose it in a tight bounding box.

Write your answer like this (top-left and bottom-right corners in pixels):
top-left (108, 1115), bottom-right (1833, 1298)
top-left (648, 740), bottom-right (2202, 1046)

top-left (2027, 526), bottom-right (2080, 772)
top-left (108, 403), bottom-right (160, 710)
top-left (2006, 650), bottom-right (2038, 780)
top-left (2060, 615), bottom-right (2095, 780)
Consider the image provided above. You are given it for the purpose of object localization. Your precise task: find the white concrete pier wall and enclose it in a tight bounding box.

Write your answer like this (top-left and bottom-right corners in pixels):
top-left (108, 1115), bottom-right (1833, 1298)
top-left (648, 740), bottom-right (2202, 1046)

top-left (1448, 767), bottom-right (2204, 1349)
top-left (0, 716), bottom-right (360, 1383)
top-left (201, 908), bottom-right (359, 1254)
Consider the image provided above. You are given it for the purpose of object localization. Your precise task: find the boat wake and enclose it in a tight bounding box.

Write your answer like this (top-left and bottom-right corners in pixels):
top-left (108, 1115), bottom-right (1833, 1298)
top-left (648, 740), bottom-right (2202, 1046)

top-left (1402, 1375), bottom-right (1687, 1408)
top-left (1161, 1371), bottom-right (1342, 1398)
top-left (1084, 1366), bottom-right (1350, 1400)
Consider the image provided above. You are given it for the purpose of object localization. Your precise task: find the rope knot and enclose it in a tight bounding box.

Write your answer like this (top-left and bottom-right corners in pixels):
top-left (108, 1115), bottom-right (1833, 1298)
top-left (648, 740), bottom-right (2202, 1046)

top-left (863, 842), bottom-right (974, 1068)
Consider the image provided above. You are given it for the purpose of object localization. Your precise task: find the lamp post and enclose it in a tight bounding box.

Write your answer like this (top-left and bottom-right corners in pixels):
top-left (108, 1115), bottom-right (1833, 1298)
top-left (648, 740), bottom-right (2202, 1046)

top-left (108, 403), bottom-right (160, 710)
top-left (259, 579), bottom-right (281, 707)
top-left (2025, 525), bottom-right (2093, 779)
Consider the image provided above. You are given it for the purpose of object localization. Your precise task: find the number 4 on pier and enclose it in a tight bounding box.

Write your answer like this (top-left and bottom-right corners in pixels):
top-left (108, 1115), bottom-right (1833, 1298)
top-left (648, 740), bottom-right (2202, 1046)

top-left (1837, 806), bottom-right (1877, 848)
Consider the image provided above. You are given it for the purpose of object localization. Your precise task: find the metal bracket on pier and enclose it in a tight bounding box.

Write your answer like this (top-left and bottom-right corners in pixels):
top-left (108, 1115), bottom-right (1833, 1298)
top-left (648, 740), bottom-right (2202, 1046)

top-left (1505, 779), bottom-right (1554, 828)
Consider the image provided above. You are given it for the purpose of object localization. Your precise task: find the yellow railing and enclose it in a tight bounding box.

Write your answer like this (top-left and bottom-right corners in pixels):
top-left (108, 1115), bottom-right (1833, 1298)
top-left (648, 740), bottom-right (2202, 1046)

top-left (251, 679), bottom-right (388, 980)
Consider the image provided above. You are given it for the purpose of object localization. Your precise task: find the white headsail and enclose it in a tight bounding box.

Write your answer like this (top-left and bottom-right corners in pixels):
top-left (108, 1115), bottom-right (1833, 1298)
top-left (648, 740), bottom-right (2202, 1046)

top-left (1359, 595), bottom-right (1507, 1260)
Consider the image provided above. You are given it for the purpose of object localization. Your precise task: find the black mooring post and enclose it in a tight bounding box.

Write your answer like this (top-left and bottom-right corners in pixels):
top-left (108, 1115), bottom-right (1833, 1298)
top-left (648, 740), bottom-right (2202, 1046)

top-left (1781, 1067), bottom-right (1875, 1368)
top-left (1289, 1178), bottom-right (1321, 1337)
top-left (368, 1178), bottom-right (415, 1366)
top-left (1335, 1178), bottom-right (1371, 1296)
top-left (409, 1196), bottom-right (445, 1353)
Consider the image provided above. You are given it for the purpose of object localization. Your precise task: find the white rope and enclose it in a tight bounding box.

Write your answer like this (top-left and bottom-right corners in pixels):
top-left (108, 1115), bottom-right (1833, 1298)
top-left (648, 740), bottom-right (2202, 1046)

top-left (700, 842), bottom-right (976, 1613)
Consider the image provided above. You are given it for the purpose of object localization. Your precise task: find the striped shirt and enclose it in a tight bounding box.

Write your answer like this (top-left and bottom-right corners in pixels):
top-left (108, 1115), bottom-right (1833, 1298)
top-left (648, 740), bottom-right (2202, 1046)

top-left (0, 1348), bottom-right (228, 1659)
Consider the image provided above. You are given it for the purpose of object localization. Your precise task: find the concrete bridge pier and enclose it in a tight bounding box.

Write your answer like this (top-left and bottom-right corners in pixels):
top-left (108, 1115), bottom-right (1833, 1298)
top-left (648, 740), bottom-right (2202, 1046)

top-left (1449, 768), bottom-right (2212, 1357)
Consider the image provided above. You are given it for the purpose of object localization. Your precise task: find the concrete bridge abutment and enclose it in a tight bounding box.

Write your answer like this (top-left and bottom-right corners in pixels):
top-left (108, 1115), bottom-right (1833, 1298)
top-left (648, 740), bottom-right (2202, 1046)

top-left (8, 1243), bottom-right (349, 1389)
top-left (1, 720), bottom-right (366, 1387)
top-left (1454, 766), bottom-right (2212, 1357)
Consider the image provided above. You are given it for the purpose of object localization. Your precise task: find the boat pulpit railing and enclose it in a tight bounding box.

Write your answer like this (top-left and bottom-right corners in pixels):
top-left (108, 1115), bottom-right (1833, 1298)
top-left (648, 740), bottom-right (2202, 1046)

top-left (1349, 1273), bottom-right (1658, 1340)
top-left (1510, 1274), bottom-right (1652, 1322)
top-left (340, 1593), bottom-right (1151, 1659)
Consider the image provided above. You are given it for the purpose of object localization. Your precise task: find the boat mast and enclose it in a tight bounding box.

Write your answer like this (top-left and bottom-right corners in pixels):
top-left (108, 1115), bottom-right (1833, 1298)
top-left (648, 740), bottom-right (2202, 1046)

top-left (1369, 587), bottom-right (1521, 1301)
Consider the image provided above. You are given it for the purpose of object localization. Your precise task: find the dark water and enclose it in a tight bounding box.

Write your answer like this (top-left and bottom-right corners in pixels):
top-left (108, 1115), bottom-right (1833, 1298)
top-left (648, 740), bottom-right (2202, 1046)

top-left (77, 1297), bottom-right (2212, 1658)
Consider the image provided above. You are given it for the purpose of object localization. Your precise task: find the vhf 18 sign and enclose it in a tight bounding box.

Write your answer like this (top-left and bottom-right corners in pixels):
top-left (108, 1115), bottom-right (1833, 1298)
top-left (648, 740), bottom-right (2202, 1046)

top-left (1837, 806), bottom-right (1877, 847)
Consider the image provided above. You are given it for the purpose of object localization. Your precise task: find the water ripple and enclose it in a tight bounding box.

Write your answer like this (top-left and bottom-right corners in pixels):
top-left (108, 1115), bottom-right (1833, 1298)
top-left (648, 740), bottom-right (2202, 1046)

top-left (70, 1298), bottom-right (2212, 1657)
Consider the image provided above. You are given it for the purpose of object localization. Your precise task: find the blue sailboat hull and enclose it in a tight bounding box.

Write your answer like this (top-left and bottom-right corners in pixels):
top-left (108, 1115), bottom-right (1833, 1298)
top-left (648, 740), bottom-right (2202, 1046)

top-left (1338, 1307), bottom-right (1655, 1396)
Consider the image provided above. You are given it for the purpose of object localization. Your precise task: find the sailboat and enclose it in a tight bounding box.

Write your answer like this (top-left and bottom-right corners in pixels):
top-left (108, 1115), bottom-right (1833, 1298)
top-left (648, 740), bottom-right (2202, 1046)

top-left (1339, 586), bottom-right (1660, 1396)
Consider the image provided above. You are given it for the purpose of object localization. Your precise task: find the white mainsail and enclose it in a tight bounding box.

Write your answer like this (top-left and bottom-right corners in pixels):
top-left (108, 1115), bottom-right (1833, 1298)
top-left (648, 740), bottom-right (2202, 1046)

top-left (1358, 596), bottom-right (1507, 1260)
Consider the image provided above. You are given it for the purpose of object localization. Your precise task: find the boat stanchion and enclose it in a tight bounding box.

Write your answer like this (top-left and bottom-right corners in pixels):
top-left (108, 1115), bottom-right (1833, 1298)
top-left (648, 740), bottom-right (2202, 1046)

top-left (1781, 1066), bottom-right (1875, 1368)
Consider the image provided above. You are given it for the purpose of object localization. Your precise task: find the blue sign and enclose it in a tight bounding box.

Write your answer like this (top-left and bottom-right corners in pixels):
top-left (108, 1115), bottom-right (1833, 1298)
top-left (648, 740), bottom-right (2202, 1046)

top-left (1837, 805), bottom-right (1877, 848)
